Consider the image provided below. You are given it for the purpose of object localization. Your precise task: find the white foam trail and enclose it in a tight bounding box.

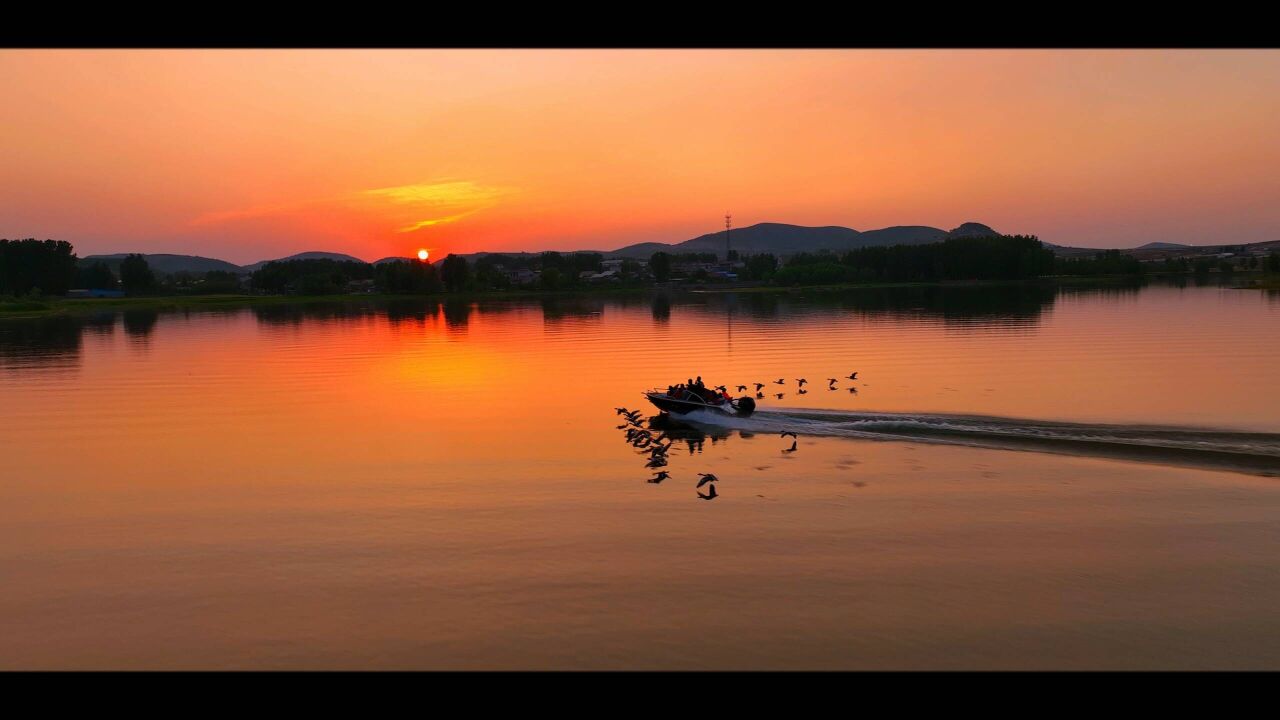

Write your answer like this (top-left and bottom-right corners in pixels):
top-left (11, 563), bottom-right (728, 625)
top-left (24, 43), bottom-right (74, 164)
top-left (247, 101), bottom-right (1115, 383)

top-left (676, 407), bottom-right (1280, 474)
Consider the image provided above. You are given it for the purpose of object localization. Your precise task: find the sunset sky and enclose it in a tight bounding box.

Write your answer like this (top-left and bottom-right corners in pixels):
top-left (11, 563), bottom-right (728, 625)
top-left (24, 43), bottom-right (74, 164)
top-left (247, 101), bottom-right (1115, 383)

top-left (2, 49), bottom-right (1278, 264)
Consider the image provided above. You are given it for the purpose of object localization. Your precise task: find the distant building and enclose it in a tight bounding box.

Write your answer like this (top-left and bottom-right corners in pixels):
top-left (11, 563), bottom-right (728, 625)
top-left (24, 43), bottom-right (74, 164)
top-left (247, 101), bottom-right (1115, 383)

top-left (507, 269), bottom-right (539, 285)
top-left (582, 270), bottom-right (621, 283)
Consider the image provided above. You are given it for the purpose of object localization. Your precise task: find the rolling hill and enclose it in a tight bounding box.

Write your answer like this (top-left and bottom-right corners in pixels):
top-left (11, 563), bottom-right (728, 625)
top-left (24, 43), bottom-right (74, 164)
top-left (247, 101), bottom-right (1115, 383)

top-left (240, 251), bottom-right (369, 273)
top-left (80, 253), bottom-right (243, 275)
top-left (74, 221), bottom-right (1033, 273)
top-left (606, 221), bottom-right (1000, 259)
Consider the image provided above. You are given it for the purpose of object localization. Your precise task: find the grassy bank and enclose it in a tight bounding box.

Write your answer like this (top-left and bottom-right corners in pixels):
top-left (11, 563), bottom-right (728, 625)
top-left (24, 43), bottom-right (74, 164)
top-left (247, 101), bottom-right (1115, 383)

top-left (1, 272), bottom-right (1263, 320)
top-left (0, 288), bottom-right (655, 319)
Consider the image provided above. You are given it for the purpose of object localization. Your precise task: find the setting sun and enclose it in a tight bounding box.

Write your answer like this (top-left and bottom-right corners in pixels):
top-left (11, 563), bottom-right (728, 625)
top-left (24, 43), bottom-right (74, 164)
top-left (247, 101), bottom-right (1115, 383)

top-left (417, 249), bottom-right (429, 261)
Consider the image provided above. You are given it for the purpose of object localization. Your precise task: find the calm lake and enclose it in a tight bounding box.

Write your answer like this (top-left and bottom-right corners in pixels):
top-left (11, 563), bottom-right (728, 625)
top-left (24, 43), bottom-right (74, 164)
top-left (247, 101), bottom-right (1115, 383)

top-left (3, 280), bottom-right (1280, 669)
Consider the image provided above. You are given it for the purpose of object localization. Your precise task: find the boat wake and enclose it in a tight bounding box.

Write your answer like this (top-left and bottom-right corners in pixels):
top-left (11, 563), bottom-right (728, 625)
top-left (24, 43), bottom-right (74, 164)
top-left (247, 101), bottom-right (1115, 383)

top-left (678, 407), bottom-right (1280, 475)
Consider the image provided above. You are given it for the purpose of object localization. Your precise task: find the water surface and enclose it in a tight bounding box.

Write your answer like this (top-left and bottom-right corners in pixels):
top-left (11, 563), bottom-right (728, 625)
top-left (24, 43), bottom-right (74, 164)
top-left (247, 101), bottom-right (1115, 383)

top-left (2, 282), bottom-right (1279, 669)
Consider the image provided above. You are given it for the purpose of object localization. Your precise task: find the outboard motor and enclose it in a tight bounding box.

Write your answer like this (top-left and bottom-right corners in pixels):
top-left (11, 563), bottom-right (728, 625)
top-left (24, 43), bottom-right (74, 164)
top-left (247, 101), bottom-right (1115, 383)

top-left (732, 395), bottom-right (756, 416)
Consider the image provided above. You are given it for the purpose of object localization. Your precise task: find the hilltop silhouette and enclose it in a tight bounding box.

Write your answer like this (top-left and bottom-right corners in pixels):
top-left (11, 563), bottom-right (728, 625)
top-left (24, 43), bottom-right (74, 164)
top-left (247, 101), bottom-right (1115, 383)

top-left (239, 251), bottom-right (368, 273)
top-left (606, 222), bottom-right (999, 258)
top-left (80, 253), bottom-right (241, 275)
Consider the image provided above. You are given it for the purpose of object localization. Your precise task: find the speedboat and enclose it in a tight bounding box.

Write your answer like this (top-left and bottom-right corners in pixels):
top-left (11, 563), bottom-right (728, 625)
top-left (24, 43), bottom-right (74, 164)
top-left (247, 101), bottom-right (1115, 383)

top-left (644, 386), bottom-right (756, 416)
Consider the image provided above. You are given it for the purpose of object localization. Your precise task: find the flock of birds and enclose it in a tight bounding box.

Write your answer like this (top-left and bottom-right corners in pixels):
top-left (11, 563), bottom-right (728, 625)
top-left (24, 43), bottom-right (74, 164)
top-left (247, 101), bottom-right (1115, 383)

top-left (616, 406), bottom-right (746, 499)
top-left (711, 372), bottom-right (863, 400)
top-left (613, 370), bottom-right (863, 500)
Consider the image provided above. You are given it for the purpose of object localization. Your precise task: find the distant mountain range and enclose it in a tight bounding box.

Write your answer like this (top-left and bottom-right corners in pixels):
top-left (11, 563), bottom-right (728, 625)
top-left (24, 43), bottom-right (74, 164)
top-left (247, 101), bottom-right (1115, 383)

top-left (238, 251), bottom-right (367, 273)
top-left (70, 222), bottom-right (1011, 274)
top-left (605, 222), bottom-right (1001, 259)
top-left (79, 253), bottom-right (243, 275)
top-left (78, 222), bottom-right (1274, 275)
top-left (81, 251), bottom-right (370, 275)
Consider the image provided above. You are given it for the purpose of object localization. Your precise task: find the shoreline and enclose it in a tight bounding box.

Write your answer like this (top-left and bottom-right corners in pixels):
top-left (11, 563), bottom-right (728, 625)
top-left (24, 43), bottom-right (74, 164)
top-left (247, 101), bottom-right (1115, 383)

top-left (1, 272), bottom-right (1268, 320)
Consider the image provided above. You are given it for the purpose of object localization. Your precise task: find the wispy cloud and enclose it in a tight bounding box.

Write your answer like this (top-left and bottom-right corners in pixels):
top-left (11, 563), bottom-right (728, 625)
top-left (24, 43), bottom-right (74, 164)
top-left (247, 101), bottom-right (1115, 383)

top-left (189, 179), bottom-right (515, 234)
top-left (362, 180), bottom-right (509, 207)
top-left (395, 210), bottom-right (479, 234)
top-left (360, 180), bottom-right (512, 234)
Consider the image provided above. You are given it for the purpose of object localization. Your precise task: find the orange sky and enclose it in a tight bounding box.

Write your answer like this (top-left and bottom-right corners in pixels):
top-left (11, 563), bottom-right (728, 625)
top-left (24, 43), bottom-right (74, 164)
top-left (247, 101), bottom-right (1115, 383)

top-left (2, 49), bottom-right (1278, 263)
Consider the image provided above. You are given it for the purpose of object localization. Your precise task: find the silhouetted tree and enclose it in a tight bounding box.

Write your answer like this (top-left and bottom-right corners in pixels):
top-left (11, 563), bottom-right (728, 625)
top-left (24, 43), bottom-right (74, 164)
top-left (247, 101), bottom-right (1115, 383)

top-left (0, 238), bottom-right (78, 296)
top-left (672, 252), bottom-right (717, 264)
top-left (540, 267), bottom-right (562, 291)
top-left (375, 259), bottom-right (442, 294)
top-left (1268, 252), bottom-right (1280, 273)
top-left (196, 270), bottom-right (243, 294)
top-left (440, 254), bottom-right (470, 292)
top-left (250, 258), bottom-right (372, 294)
top-left (649, 252), bottom-right (672, 282)
top-left (75, 261), bottom-right (117, 290)
top-left (743, 253), bottom-right (779, 280)
top-left (1053, 249), bottom-right (1143, 277)
top-left (119, 254), bottom-right (157, 295)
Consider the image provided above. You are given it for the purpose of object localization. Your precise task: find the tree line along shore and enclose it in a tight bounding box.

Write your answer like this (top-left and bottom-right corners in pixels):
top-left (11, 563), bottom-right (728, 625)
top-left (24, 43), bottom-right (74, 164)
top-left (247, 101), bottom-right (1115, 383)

top-left (3, 236), bottom-right (1278, 318)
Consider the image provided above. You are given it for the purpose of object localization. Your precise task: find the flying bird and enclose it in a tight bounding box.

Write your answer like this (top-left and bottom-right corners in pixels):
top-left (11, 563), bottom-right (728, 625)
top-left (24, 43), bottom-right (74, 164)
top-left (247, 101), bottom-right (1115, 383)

top-left (827, 378), bottom-right (838, 385)
top-left (774, 379), bottom-right (785, 385)
top-left (754, 383), bottom-right (765, 391)
top-left (648, 470), bottom-right (671, 484)
top-left (697, 484), bottom-right (719, 500)
top-left (715, 385), bottom-right (727, 393)
top-left (827, 385), bottom-right (838, 391)
top-left (783, 440), bottom-right (798, 453)
top-left (846, 372), bottom-right (858, 380)
top-left (798, 389), bottom-right (808, 395)
top-left (736, 385), bottom-right (748, 392)
top-left (796, 378), bottom-right (807, 387)
top-left (696, 472), bottom-right (719, 488)
top-left (848, 387), bottom-right (858, 394)
top-left (756, 392), bottom-right (764, 399)
top-left (779, 431), bottom-right (797, 438)
top-left (775, 393), bottom-right (785, 399)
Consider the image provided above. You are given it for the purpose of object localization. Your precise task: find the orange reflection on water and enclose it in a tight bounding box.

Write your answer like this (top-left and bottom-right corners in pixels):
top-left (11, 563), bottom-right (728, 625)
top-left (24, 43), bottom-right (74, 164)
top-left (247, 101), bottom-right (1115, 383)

top-left (1, 283), bottom-right (1279, 668)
